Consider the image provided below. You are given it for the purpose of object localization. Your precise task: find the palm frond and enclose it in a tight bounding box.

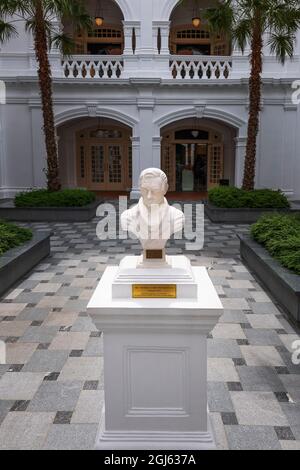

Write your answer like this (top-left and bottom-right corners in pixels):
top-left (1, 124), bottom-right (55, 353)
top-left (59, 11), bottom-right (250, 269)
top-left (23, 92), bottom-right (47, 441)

top-left (51, 32), bottom-right (75, 56)
top-left (232, 18), bottom-right (252, 53)
top-left (0, 20), bottom-right (17, 43)
top-left (205, 1), bottom-right (234, 36)
top-left (268, 32), bottom-right (296, 64)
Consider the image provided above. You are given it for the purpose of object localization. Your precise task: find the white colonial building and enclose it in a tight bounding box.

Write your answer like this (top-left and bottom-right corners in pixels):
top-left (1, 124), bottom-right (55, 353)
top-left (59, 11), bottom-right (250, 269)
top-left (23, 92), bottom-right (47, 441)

top-left (0, 0), bottom-right (300, 200)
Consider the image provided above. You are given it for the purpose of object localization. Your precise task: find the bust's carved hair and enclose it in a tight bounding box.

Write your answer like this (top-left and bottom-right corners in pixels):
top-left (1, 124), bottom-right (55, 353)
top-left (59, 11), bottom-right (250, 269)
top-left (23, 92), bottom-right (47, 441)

top-left (139, 168), bottom-right (169, 193)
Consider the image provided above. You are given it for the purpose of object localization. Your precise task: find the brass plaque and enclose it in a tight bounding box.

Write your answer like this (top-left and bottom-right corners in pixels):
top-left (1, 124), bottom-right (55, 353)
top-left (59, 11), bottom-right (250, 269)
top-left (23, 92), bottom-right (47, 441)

top-left (132, 284), bottom-right (177, 299)
top-left (146, 250), bottom-right (163, 260)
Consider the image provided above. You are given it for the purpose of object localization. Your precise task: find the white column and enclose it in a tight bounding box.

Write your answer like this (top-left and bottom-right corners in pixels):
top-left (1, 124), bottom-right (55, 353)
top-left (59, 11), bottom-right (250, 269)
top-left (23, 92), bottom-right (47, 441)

top-left (123, 21), bottom-right (134, 55)
top-left (0, 104), bottom-right (6, 197)
top-left (123, 22), bottom-right (142, 78)
top-left (134, 23), bottom-right (142, 55)
top-left (152, 136), bottom-right (162, 169)
top-left (130, 136), bottom-right (141, 199)
top-left (234, 136), bottom-right (247, 187)
top-left (153, 21), bottom-right (171, 55)
top-left (29, 104), bottom-right (47, 188)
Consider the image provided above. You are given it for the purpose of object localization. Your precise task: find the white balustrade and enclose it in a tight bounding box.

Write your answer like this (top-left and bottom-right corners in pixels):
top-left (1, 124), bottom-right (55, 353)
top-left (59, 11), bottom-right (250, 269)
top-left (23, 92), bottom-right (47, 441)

top-left (61, 54), bottom-right (233, 80)
top-left (170, 56), bottom-right (233, 79)
top-left (62, 56), bottom-right (124, 79)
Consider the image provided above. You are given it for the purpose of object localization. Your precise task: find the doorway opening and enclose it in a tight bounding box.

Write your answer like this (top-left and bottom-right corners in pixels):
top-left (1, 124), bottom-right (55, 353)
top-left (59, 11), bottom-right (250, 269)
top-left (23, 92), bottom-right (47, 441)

top-left (161, 126), bottom-right (224, 193)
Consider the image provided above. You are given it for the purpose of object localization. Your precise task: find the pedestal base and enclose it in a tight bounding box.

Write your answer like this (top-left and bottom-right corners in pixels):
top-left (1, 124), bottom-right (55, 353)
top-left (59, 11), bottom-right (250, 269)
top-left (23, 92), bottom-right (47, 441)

top-left (95, 407), bottom-right (216, 450)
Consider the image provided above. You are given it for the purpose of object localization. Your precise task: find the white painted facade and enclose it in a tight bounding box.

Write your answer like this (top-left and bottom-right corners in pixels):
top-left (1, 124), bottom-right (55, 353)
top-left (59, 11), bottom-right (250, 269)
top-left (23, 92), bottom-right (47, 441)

top-left (0, 0), bottom-right (299, 199)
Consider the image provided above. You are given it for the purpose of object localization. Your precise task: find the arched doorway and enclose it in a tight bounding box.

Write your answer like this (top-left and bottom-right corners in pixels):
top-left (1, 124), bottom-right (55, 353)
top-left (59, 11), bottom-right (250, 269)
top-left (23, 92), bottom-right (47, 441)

top-left (161, 119), bottom-right (236, 193)
top-left (76, 123), bottom-right (132, 191)
top-left (57, 117), bottom-right (132, 193)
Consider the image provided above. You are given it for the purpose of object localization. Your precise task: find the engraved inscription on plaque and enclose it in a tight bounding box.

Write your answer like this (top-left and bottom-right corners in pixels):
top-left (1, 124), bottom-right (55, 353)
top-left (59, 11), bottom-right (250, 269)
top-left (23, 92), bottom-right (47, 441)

top-left (145, 250), bottom-right (163, 260)
top-left (132, 284), bottom-right (177, 299)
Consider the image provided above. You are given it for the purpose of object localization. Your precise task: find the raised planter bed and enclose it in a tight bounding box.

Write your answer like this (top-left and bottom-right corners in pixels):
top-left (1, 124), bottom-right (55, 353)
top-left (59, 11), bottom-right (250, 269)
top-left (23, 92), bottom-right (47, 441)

top-left (205, 203), bottom-right (291, 224)
top-left (0, 200), bottom-right (99, 222)
top-left (0, 230), bottom-right (51, 298)
top-left (239, 235), bottom-right (300, 325)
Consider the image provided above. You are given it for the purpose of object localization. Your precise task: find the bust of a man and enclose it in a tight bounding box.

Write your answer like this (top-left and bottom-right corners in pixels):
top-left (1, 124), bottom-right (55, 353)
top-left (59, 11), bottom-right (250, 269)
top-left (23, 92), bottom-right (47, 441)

top-left (121, 168), bottom-right (184, 258)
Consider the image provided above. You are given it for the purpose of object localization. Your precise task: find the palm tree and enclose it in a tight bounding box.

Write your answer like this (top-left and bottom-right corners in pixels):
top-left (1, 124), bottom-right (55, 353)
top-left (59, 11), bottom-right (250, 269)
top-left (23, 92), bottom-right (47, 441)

top-left (0, 0), bottom-right (92, 191)
top-left (205, 0), bottom-right (300, 190)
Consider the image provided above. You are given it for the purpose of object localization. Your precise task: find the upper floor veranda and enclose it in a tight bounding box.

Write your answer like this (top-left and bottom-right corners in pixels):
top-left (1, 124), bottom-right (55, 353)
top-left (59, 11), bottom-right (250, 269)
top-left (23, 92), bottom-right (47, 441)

top-left (0, 0), bottom-right (300, 83)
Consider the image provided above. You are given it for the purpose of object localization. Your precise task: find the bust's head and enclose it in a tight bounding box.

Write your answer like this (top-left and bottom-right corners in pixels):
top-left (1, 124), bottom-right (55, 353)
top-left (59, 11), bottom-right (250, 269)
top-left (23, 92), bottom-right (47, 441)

top-left (139, 168), bottom-right (169, 207)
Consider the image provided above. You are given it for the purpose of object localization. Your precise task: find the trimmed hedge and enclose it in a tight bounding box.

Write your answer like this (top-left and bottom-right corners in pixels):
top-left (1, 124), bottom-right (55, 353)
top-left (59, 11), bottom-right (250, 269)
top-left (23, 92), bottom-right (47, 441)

top-left (208, 187), bottom-right (290, 209)
top-left (251, 214), bottom-right (300, 275)
top-left (15, 189), bottom-right (96, 208)
top-left (0, 221), bottom-right (33, 256)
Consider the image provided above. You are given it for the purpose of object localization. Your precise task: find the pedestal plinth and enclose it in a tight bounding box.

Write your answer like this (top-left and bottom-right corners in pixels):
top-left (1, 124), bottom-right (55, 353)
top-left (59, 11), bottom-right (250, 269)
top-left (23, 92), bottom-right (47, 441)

top-left (87, 256), bottom-right (223, 450)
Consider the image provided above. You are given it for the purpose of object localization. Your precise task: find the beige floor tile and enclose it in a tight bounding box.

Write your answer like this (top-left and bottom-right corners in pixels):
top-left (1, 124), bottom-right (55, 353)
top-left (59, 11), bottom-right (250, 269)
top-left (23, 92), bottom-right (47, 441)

top-left (0, 412), bottom-right (55, 450)
top-left (221, 299), bottom-right (250, 310)
top-left (29, 273), bottom-right (55, 281)
top-left (231, 391), bottom-right (289, 426)
top-left (0, 372), bottom-right (45, 400)
top-left (4, 289), bottom-right (24, 300)
top-left (71, 278), bottom-right (98, 288)
top-left (71, 390), bottom-right (104, 423)
top-left (0, 321), bottom-right (31, 336)
top-left (32, 283), bottom-right (61, 293)
top-left (251, 291), bottom-right (272, 302)
top-left (58, 357), bottom-right (103, 382)
top-left (6, 343), bottom-right (38, 364)
top-left (37, 297), bottom-right (68, 308)
top-left (207, 358), bottom-right (239, 383)
top-left (49, 332), bottom-right (90, 350)
top-left (246, 314), bottom-right (283, 330)
top-left (228, 280), bottom-right (253, 289)
top-left (212, 323), bottom-right (246, 340)
top-left (0, 303), bottom-right (27, 316)
top-left (44, 312), bottom-right (79, 327)
top-left (240, 346), bottom-right (285, 367)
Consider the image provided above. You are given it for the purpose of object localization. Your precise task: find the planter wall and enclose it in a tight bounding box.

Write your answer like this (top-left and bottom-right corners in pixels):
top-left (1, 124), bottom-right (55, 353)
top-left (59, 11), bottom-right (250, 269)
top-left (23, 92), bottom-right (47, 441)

top-left (0, 201), bottom-right (99, 222)
top-left (205, 203), bottom-right (291, 224)
top-left (239, 235), bottom-right (300, 325)
top-left (0, 231), bottom-right (51, 298)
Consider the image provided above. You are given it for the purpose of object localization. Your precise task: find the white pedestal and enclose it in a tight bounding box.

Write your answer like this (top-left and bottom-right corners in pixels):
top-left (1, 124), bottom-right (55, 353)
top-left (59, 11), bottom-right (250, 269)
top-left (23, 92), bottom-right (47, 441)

top-left (87, 258), bottom-right (223, 450)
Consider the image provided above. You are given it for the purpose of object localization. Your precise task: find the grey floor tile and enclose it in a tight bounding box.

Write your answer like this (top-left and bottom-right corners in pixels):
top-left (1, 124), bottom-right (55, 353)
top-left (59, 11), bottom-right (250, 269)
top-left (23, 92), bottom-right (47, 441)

top-left (208, 382), bottom-right (234, 413)
top-left (208, 339), bottom-right (242, 359)
top-left (28, 380), bottom-right (83, 412)
top-left (22, 350), bottom-right (69, 373)
top-left (225, 425), bottom-right (281, 450)
top-left (42, 423), bottom-right (98, 450)
top-left (237, 366), bottom-right (286, 392)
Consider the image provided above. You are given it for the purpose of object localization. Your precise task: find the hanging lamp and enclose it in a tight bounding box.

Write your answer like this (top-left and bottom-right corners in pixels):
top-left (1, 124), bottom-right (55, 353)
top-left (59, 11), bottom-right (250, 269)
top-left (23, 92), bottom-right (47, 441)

top-left (192, 0), bottom-right (201, 28)
top-left (95, 0), bottom-right (104, 27)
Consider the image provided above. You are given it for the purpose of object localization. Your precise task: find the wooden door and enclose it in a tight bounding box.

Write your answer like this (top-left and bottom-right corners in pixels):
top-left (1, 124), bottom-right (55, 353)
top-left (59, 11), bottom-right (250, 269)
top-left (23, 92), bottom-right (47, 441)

top-left (161, 141), bottom-right (176, 192)
top-left (89, 144), bottom-right (105, 190)
top-left (208, 144), bottom-right (224, 189)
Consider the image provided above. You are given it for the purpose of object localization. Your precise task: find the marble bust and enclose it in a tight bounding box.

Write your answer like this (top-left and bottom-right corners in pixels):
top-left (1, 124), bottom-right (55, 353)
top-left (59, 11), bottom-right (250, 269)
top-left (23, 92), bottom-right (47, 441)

top-left (121, 168), bottom-right (184, 261)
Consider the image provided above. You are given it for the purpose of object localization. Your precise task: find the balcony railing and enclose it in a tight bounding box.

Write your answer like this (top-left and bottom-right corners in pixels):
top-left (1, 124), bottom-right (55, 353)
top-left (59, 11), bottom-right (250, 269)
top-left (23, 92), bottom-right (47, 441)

top-left (60, 54), bottom-right (233, 80)
top-left (170, 56), bottom-right (233, 79)
top-left (62, 55), bottom-right (124, 79)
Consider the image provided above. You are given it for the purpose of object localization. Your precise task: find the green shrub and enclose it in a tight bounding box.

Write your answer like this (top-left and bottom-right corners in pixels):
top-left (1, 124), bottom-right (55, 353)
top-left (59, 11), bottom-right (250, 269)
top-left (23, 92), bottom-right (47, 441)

top-left (0, 221), bottom-right (33, 256)
top-left (15, 189), bottom-right (96, 208)
top-left (251, 214), bottom-right (300, 275)
top-left (208, 186), bottom-right (290, 209)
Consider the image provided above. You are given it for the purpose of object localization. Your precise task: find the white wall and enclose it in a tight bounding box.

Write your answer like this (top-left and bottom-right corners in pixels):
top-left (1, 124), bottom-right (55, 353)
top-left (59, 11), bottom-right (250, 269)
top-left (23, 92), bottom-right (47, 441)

top-left (0, 0), bottom-right (299, 199)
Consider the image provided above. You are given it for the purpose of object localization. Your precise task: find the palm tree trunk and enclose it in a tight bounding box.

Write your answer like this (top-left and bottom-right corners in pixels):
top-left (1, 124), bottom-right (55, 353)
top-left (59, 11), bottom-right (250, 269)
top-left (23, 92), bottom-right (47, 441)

top-left (33, 0), bottom-right (61, 191)
top-left (242, 10), bottom-right (263, 191)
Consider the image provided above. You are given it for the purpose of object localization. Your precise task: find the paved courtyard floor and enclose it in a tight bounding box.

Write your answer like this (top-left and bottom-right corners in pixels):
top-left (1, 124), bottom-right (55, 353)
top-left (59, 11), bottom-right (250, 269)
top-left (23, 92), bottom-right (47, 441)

top-left (0, 209), bottom-right (299, 450)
